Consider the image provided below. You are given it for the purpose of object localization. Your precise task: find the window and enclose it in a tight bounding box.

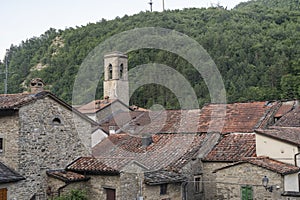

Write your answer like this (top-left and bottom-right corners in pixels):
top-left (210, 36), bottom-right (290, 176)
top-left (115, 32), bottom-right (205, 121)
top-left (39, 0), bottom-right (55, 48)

top-left (108, 64), bottom-right (113, 79)
top-left (0, 138), bottom-right (4, 153)
top-left (119, 64), bottom-right (123, 79)
top-left (0, 188), bottom-right (7, 200)
top-left (194, 176), bottom-right (202, 193)
top-left (241, 186), bottom-right (253, 200)
top-left (52, 117), bottom-right (61, 125)
top-left (160, 184), bottom-right (168, 195)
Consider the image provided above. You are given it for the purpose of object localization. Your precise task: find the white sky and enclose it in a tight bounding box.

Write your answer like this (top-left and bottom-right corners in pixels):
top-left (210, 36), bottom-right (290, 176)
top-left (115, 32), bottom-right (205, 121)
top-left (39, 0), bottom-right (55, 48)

top-left (0, 0), bottom-right (249, 60)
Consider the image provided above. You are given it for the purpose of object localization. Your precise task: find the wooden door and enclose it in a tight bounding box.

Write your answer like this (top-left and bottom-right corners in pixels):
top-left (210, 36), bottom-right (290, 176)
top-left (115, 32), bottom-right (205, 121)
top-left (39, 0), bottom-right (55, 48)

top-left (106, 188), bottom-right (116, 200)
top-left (0, 188), bottom-right (7, 200)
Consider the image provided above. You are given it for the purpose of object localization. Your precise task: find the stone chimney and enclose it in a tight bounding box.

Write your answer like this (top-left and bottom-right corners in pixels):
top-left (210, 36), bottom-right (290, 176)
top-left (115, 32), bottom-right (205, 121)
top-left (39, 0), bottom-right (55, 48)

top-left (30, 78), bottom-right (45, 93)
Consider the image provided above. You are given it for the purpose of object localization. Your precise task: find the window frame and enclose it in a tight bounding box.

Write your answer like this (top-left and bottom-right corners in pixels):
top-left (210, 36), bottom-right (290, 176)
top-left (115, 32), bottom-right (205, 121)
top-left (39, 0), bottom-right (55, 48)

top-left (160, 183), bottom-right (168, 195)
top-left (194, 175), bottom-right (202, 193)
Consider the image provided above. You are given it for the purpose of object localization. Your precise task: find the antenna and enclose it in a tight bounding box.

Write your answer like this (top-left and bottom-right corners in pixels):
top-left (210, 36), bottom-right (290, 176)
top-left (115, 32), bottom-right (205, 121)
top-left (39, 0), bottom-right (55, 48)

top-left (149, 0), bottom-right (153, 12)
top-left (4, 49), bottom-right (9, 94)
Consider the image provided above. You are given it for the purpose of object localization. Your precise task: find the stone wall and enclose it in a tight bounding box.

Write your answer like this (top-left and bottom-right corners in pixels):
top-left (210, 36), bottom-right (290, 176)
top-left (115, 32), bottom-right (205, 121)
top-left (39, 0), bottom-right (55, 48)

top-left (96, 101), bottom-right (129, 123)
top-left (8, 97), bottom-right (91, 199)
top-left (143, 183), bottom-right (182, 200)
top-left (214, 162), bottom-right (284, 200)
top-left (202, 162), bottom-right (230, 200)
top-left (0, 111), bottom-right (19, 170)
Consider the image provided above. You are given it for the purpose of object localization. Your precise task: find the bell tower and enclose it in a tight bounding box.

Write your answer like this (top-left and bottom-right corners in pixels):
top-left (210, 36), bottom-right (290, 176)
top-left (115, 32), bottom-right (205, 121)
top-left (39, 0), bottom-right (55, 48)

top-left (103, 52), bottom-right (129, 105)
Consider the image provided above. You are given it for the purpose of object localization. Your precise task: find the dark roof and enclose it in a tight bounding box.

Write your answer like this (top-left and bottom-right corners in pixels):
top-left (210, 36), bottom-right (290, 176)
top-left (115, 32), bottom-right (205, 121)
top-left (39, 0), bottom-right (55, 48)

top-left (275, 105), bottom-right (300, 127)
top-left (213, 157), bottom-right (300, 175)
top-left (0, 162), bottom-right (24, 183)
top-left (203, 133), bottom-right (256, 162)
top-left (69, 133), bottom-right (212, 174)
top-left (46, 170), bottom-right (89, 183)
top-left (144, 170), bottom-right (187, 185)
top-left (255, 127), bottom-right (300, 147)
top-left (0, 91), bottom-right (98, 126)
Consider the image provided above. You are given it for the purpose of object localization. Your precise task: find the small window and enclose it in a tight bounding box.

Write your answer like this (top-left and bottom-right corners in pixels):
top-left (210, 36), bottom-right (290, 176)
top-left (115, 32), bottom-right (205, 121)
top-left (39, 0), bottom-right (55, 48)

top-left (0, 138), bottom-right (3, 153)
top-left (108, 64), bottom-right (113, 79)
top-left (52, 117), bottom-right (62, 125)
top-left (104, 188), bottom-right (116, 200)
top-left (119, 64), bottom-right (123, 79)
top-left (194, 176), bottom-right (202, 193)
top-left (160, 184), bottom-right (168, 195)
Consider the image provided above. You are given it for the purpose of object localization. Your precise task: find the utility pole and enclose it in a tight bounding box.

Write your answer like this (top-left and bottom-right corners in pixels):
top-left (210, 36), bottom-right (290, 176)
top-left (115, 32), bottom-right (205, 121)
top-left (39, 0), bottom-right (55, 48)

top-left (4, 49), bottom-right (9, 94)
top-left (149, 0), bottom-right (153, 12)
top-left (162, 0), bottom-right (165, 11)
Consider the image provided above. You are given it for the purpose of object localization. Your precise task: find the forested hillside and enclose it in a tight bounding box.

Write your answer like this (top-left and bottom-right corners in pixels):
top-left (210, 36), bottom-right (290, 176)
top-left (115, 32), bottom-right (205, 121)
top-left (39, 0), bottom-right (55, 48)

top-left (0, 0), bottom-right (300, 108)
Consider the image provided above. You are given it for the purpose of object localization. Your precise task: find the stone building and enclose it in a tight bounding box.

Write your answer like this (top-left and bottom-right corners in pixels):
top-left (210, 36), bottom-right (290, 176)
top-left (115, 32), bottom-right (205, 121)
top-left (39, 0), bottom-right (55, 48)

top-left (48, 132), bottom-right (220, 199)
top-left (0, 80), bottom-right (98, 199)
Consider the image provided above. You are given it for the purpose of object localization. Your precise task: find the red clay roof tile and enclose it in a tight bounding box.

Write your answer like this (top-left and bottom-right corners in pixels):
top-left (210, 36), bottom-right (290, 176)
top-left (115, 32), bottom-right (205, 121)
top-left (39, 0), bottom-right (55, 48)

top-left (203, 133), bottom-right (256, 162)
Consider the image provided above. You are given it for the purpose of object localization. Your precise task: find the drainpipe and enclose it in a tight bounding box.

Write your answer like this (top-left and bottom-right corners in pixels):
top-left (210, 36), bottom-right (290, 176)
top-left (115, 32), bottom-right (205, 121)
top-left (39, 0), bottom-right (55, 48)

top-left (181, 182), bottom-right (188, 200)
top-left (294, 152), bottom-right (300, 166)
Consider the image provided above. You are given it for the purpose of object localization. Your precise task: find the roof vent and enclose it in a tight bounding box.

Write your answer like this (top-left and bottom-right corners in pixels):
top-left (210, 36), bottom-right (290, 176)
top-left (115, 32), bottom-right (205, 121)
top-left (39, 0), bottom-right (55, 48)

top-left (142, 136), bottom-right (153, 147)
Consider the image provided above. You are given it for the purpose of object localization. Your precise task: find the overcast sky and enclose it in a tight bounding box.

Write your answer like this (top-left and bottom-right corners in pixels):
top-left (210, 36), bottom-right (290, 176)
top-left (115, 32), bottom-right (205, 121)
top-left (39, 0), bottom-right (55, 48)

top-left (0, 0), bottom-right (249, 60)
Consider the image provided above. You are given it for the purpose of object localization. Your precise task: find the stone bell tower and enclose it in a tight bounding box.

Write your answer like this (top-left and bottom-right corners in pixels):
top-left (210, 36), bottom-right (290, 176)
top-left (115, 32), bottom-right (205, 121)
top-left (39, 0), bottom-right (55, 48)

top-left (103, 52), bottom-right (129, 105)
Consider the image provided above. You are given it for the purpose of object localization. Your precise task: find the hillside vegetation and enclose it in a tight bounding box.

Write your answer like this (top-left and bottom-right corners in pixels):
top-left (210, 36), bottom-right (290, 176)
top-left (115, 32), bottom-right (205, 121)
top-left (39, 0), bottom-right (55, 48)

top-left (1, 0), bottom-right (300, 108)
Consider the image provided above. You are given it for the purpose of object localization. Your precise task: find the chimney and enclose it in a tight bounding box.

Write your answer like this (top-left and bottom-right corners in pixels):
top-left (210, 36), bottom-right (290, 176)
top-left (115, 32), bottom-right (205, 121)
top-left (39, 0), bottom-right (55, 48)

top-left (95, 100), bottom-right (101, 109)
top-left (142, 136), bottom-right (153, 147)
top-left (109, 126), bottom-right (116, 134)
top-left (104, 96), bottom-right (110, 104)
top-left (30, 78), bottom-right (45, 93)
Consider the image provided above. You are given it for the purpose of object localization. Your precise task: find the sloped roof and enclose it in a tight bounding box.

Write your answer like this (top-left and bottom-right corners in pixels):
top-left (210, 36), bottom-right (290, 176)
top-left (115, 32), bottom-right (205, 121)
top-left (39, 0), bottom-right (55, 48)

top-left (203, 133), bottom-right (256, 162)
top-left (0, 93), bottom-right (36, 109)
top-left (46, 170), bottom-right (89, 183)
top-left (255, 127), bottom-right (300, 147)
top-left (67, 157), bottom-right (127, 175)
top-left (69, 133), bottom-right (212, 174)
top-left (274, 101), bottom-right (296, 118)
top-left (99, 101), bottom-right (277, 135)
top-left (198, 102), bottom-right (277, 134)
top-left (0, 162), bottom-right (24, 183)
top-left (214, 157), bottom-right (300, 175)
top-left (144, 170), bottom-right (187, 185)
top-left (0, 91), bottom-right (98, 126)
top-left (77, 99), bottom-right (131, 114)
top-left (275, 105), bottom-right (300, 127)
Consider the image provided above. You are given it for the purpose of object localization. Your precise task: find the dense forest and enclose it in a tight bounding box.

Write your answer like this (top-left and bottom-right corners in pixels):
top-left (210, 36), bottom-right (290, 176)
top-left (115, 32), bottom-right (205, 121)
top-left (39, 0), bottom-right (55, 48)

top-left (0, 0), bottom-right (300, 108)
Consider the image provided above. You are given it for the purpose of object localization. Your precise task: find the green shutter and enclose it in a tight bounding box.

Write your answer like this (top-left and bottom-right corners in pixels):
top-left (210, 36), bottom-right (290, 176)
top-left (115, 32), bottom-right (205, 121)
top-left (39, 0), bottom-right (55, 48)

top-left (241, 186), bottom-right (253, 200)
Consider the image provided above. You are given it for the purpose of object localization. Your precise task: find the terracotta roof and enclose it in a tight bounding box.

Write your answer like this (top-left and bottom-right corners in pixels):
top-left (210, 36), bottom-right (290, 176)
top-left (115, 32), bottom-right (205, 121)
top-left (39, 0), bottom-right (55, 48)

top-left (203, 133), bottom-right (256, 162)
top-left (214, 157), bottom-right (300, 175)
top-left (275, 105), bottom-right (300, 127)
top-left (67, 157), bottom-right (126, 175)
top-left (198, 102), bottom-right (277, 134)
top-left (144, 170), bottom-right (187, 185)
top-left (99, 101), bottom-right (277, 135)
top-left (256, 127), bottom-right (300, 147)
top-left (0, 162), bottom-right (25, 183)
top-left (46, 170), bottom-right (89, 183)
top-left (78, 133), bottom-right (211, 173)
top-left (274, 101), bottom-right (296, 118)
